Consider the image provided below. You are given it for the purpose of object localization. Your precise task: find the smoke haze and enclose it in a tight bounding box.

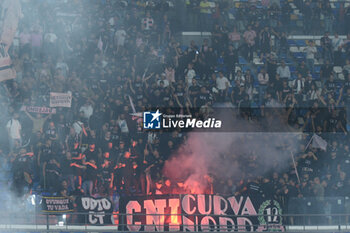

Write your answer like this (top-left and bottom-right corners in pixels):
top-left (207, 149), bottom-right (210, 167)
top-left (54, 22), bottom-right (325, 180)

top-left (163, 112), bottom-right (302, 194)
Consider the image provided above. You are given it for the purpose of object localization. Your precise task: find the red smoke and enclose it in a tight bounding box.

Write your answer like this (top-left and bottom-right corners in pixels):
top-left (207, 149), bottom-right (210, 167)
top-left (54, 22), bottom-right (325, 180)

top-left (162, 130), bottom-right (301, 196)
top-left (163, 134), bottom-right (215, 195)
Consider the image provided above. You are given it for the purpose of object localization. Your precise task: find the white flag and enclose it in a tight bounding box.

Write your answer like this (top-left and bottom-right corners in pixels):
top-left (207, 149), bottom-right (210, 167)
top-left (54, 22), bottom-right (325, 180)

top-left (97, 36), bottom-right (103, 51)
top-left (312, 134), bottom-right (327, 151)
top-left (0, 0), bottom-right (21, 82)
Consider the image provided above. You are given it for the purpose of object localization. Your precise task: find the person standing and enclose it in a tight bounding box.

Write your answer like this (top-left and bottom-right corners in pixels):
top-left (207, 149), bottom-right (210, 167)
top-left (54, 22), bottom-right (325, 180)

top-left (258, 68), bottom-right (269, 105)
top-left (304, 41), bottom-right (317, 73)
top-left (82, 159), bottom-right (97, 196)
top-left (228, 27), bottom-right (241, 49)
top-left (225, 45), bottom-right (238, 80)
top-left (321, 32), bottom-right (333, 62)
top-left (303, 1), bottom-right (312, 34)
top-left (199, 0), bottom-right (212, 31)
top-left (19, 28), bottom-right (31, 56)
top-left (277, 60), bottom-right (291, 80)
top-left (30, 27), bottom-right (42, 61)
top-left (216, 72), bottom-right (230, 102)
top-left (114, 26), bottom-right (126, 53)
top-left (6, 112), bottom-right (21, 152)
top-left (259, 26), bottom-right (271, 58)
top-left (332, 33), bottom-right (344, 66)
top-left (345, 5), bottom-right (350, 34)
top-left (323, 2), bottom-right (334, 34)
top-left (243, 25), bottom-right (257, 62)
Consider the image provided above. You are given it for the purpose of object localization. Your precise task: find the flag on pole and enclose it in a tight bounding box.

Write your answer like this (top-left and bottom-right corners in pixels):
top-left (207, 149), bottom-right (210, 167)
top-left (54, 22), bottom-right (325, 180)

top-left (311, 134), bottom-right (327, 151)
top-left (1, 0), bottom-right (21, 50)
top-left (290, 151), bottom-right (301, 184)
top-left (305, 134), bottom-right (328, 151)
top-left (0, 0), bottom-right (21, 82)
top-left (97, 36), bottom-right (103, 51)
top-left (128, 95), bottom-right (136, 113)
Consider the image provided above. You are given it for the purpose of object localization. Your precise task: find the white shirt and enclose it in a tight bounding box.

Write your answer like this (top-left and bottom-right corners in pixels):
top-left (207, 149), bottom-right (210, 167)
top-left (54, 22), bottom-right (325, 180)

top-left (108, 17), bottom-right (117, 27)
top-left (309, 90), bottom-right (319, 100)
top-left (277, 66), bottom-right (291, 79)
top-left (79, 105), bottom-right (93, 119)
top-left (344, 64), bottom-right (350, 74)
top-left (44, 33), bottom-right (57, 43)
top-left (332, 37), bottom-right (343, 51)
top-left (115, 29), bottom-right (126, 46)
top-left (305, 46), bottom-right (317, 59)
top-left (157, 78), bottom-right (169, 88)
top-left (6, 119), bottom-right (21, 139)
top-left (234, 74), bottom-right (245, 83)
top-left (117, 119), bottom-right (129, 133)
top-left (73, 121), bottom-right (83, 135)
top-left (56, 62), bottom-right (69, 77)
top-left (293, 79), bottom-right (304, 93)
top-left (216, 76), bottom-right (230, 90)
top-left (258, 73), bottom-right (269, 85)
top-left (186, 69), bottom-right (196, 86)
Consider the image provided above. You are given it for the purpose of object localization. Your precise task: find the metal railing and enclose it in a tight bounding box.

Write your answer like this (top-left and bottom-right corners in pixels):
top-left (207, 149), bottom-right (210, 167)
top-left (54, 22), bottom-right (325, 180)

top-left (1, 195), bottom-right (350, 232)
top-left (0, 212), bottom-right (350, 232)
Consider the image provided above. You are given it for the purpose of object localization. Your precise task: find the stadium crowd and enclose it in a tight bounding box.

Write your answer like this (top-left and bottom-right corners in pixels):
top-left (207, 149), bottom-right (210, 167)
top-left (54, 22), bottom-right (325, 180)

top-left (1, 0), bottom-right (350, 218)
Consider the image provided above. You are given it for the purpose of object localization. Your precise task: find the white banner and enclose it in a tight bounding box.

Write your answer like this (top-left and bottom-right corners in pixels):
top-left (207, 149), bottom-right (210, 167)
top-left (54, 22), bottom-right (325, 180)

top-left (0, 0), bottom-right (21, 82)
top-left (20, 106), bottom-right (56, 114)
top-left (50, 92), bottom-right (72, 108)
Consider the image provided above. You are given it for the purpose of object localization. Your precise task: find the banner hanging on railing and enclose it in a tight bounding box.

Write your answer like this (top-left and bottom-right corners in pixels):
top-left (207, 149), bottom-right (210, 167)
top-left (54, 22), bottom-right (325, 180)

top-left (76, 196), bottom-right (114, 225)
top-left (42, 196), bottom-right (73, 213)
top-left (119, 194), bottom-right (284, 232)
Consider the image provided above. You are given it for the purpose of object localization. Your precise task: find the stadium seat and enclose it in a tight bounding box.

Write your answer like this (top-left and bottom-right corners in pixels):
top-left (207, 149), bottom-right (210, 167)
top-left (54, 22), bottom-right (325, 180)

top-left (290, 46), bottom-right (299, 53)
top-left (290, 66), bottom-right (296, 73)
top-left (296, 40), bottom-right (306, 46)
top-left (253, 58), bottom-right (264, 65)
top-left (287, 39), bottom-right (296, 46)
top-left (333, 66), bottom-right (342, 74)
top-left (242, 65), bottom-right (250, 72)
top-left (239, 56), bottom-right (247, 65)
top-left (314, 66), bottom-right (321, 73)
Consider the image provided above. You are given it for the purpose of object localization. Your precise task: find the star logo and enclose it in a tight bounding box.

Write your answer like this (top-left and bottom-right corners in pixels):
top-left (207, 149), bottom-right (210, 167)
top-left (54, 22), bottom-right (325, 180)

top-left (143, 110), bottom-right (162, 129)
top-left (150, 109), bottom-right (162, 122)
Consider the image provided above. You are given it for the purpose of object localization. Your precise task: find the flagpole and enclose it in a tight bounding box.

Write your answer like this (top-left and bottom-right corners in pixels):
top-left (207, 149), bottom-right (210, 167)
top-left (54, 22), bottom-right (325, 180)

top-left (304, 134), bottom-right (314, 152)
top-left (290, 151), bottom-right (301, 185)
top-left (142, 61), bottom-right (151, 80)
top-left (103, 41), bottom-right (108, 56)
top-left (128, 95), bottom-right (136, 113)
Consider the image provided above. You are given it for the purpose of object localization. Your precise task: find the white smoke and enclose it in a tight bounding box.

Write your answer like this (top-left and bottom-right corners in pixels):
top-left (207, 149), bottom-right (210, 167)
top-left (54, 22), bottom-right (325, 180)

top-left (163, 111), bottom-right (302, 194)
